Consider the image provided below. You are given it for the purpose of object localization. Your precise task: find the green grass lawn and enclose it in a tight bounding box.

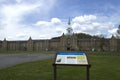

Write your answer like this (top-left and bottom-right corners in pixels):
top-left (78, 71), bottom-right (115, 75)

top-left (0, 52), bottom-right (120, 80)
top-left (0, 50), bottom-right (56, 54)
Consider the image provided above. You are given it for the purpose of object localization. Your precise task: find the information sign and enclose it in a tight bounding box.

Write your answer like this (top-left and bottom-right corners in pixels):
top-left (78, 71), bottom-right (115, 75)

top-left (53, 52), bottom-right (91, 80)
top-left (55, 52), bottom-right (89, 65)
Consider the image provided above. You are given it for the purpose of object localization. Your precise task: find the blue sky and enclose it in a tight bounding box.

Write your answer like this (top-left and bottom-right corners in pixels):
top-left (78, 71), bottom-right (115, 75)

top-left (0, 0), bottom-right (120, 40)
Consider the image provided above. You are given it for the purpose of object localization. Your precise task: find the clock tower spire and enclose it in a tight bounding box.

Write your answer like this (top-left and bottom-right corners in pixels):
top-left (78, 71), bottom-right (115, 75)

top-left (66, 17), bottom-right (73, 36)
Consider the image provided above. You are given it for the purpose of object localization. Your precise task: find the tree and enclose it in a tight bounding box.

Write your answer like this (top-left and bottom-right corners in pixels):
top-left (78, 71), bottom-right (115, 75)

top-left (116, 25), bottom-right (120, 39)
top-left (77, 33), bottom-right (92, 39)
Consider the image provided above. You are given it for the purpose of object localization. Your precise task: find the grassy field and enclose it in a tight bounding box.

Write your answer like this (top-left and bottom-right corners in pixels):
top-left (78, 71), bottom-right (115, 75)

top-left (0, 51), bottom-right (120, 80)
top-left (0, 50), bottom-right (56, 54)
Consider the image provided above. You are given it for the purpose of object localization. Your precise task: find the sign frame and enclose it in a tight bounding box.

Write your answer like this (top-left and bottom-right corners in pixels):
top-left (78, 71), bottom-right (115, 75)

top-left (53, 51), bottom-right (91, 80)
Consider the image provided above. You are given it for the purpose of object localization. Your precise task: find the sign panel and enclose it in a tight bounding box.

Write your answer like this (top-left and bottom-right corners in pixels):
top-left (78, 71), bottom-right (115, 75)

top-left (55, 52), bottom-right (88, 65)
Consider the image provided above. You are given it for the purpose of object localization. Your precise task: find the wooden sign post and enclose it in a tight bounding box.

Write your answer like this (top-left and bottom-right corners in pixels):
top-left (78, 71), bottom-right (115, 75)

top-left (53, 52), bottom-right (91, 80)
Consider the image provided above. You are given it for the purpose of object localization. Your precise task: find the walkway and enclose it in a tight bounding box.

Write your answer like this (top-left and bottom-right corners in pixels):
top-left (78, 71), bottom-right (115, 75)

top-left (0, 53), bottom-right (54, 69)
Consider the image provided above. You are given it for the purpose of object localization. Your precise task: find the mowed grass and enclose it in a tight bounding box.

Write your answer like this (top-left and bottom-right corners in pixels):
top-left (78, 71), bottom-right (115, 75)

top-left (0, 52), bottom-right (120, 80)
top-left (0, 50), bottom-right (56, 54)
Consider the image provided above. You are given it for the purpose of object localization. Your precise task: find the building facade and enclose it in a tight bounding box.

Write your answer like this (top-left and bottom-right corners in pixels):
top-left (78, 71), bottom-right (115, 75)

top-left (0, 35), bottom-right (120, 51)
top-left (0, 21), bottom-right (120, 52)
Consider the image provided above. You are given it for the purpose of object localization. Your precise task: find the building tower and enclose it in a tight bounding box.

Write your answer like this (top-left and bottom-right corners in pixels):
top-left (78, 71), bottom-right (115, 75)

top-left (66, 18), bottom-right (73, 51)
top-left (27, 37), bottom-right (33, 51)
top-left (60, 18), bottom-right (78, 51)
top-left (2, 38), bottom-right (8, 50)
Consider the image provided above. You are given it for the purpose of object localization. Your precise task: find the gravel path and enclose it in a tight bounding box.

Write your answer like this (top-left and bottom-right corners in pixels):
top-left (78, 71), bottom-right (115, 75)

top-left (0, 53), bottom-right (54, 69)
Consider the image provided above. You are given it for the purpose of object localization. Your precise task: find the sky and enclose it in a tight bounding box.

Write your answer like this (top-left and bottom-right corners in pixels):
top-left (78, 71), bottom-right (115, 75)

top-left (0, 0), bottom-right (120, 40)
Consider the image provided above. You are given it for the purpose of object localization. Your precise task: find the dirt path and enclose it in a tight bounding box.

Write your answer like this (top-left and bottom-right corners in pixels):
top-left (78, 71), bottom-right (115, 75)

top-left (0, 53), bottom-right (54, 69)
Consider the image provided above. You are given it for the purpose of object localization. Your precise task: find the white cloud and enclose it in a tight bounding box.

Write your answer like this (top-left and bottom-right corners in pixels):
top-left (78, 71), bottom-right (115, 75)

top-left (34, 18), bottom-right (65, 39)
top-left (0, 0), bottom-right (57, 40)
top-left (35, 21), bottom-right (50, 27)
top-left (71, 15), bottom-right (117, 37)
top-left (35, 18), bottom-right (61, 27)
top-left (0, 3), bottom-right (40, 40)
top-left (0, 0), bottom-right (119, 40)
top-left (92, 22), bottom-right (100, 28)
top-left (51, 18), bottom-right (61, 25)
top-left (0, 12), bottom-right (118, 40)
top-left (16, 0), bottom-right (22, 3)
top-left (0, 3), bottom-right (40, 28)
top-left (72, 23), bottom-right (80, 30)
top-left (72, 15), bottom-right (97, 23)
top-left (108, 28), bottom-right (117, 34)
top-left (55, 27), bottom-right (63, 34)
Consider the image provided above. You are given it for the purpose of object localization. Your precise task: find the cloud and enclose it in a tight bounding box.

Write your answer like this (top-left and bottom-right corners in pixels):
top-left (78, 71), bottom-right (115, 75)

top-left (108, 28), bottom-right (117, 34)
top-left (35, 21), bottom-right (50, 27)
top-left (71, 15), bottom-right (117, 37)
top-left (55, 27), bottom-right (63, 34)
top-left (51, 18), bottom-right (61, 25)
top-left (72, 15), bottom-right (97, 23)
top-left (0, 3), bottom-right (40, 28)
top-left (42, 15), bottom-right (117, 38)
top-left (35, 18), bottom-right (61, 27)
top-left (0, 0), bottom-right (56, 40)
top-left (0, 2), bottom-right (40, 40)
top-left (0, 0), bottom-right (119, 40)
top-left (34, 18), bottom-right (65, 39)
top-left (0, 14), bottom-right (119, 40)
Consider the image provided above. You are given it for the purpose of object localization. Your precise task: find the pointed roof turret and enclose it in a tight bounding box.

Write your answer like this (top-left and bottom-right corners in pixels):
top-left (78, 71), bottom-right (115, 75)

top-left (66, 18), bottom-right (73, 36)
top-left (28, 36), bottom-right (32, 40)
top-left (68, 17), bottom-right (71, 25)
top-left (62, 33), bottom-right (64, 36)
top-left (111, 35), bottom-right (116, 39)
top-left (4, 38), bottom-right (7, 41)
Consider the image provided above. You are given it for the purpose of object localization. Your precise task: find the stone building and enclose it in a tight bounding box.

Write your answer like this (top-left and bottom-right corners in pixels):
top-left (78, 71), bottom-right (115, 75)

top-left (0, 20), bottom-right (120, 52)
